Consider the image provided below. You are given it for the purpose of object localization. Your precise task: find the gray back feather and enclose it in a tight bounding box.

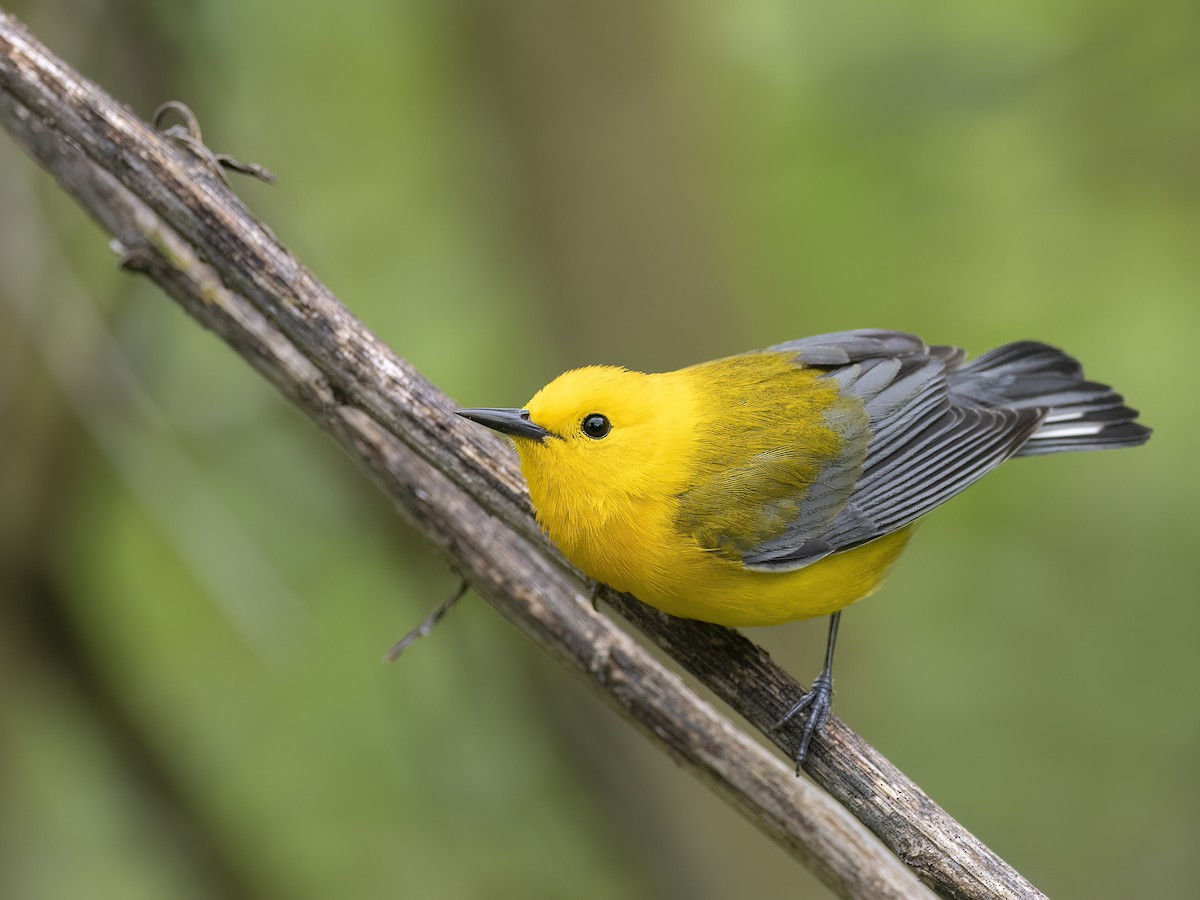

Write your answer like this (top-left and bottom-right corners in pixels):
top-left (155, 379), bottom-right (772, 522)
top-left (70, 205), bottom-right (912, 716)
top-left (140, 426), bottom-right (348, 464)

top-left (740, 331), bottom-right (1147, 572)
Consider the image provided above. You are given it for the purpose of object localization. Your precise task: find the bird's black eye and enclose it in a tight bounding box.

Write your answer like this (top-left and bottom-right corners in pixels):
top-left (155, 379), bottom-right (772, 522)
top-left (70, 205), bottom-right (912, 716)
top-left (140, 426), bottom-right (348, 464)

top-left (581, 413), bottom-right (611, 439)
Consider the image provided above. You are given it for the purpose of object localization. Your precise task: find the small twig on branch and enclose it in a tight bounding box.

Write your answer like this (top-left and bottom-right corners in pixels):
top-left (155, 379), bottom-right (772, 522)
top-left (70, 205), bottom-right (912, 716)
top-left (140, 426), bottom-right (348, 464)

top-left (153, 99), bottom-right (277, 185)
top-left (384, 577), bottom-right (470, 661)
top-left (0, 10), bottom-right (1046, 900)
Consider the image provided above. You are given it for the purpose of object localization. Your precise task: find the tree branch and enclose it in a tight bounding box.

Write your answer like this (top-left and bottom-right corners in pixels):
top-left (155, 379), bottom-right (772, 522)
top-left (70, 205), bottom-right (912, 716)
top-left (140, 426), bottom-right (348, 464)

top-left (0, 11), bottom-right (1044, 900)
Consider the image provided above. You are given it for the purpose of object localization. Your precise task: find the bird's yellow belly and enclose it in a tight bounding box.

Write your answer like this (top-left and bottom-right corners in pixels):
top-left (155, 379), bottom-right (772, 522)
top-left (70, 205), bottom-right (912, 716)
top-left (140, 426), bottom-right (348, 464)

top-left (600, 526), bottom-right (917, 628)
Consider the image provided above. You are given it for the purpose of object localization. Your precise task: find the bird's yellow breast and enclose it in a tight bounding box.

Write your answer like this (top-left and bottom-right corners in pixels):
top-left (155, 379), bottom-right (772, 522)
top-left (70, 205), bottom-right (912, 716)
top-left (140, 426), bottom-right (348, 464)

top-left (544, 463), bottom-right (914, 627)
top-left (514, 354), bottom-right (913, 627)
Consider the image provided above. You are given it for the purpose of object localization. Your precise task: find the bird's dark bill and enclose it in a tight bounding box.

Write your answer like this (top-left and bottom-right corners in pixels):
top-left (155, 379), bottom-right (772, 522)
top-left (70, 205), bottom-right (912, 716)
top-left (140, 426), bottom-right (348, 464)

top-left (457, 407), bottom-right (554, 443)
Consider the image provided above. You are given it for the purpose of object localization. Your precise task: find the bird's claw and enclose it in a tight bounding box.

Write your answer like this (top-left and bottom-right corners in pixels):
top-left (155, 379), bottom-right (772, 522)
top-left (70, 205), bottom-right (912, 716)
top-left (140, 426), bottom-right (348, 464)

top-left (772, 671), bottom-right (833, 773)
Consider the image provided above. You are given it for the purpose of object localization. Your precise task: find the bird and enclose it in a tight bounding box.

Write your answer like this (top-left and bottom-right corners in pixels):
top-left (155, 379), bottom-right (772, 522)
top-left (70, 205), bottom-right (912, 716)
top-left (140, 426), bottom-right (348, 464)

top-left (457, 329), bottom-right (1151, 766)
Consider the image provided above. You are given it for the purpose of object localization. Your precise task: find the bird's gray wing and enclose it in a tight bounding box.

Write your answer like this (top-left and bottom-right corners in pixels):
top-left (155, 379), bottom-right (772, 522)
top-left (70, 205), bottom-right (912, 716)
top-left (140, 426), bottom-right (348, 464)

top-left (741, 331), bottom-right (1045, 571)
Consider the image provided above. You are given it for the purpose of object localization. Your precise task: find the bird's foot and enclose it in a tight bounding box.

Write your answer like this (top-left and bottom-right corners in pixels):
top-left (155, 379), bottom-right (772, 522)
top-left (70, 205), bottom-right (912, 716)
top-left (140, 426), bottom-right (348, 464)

top-left (771, 670), bottom-right (833, 773)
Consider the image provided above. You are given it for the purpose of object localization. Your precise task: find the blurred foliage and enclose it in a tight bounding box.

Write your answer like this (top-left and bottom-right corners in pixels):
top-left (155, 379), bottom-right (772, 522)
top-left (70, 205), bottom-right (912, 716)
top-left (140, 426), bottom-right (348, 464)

top-left (1, 1), bottom-right (1196, 898)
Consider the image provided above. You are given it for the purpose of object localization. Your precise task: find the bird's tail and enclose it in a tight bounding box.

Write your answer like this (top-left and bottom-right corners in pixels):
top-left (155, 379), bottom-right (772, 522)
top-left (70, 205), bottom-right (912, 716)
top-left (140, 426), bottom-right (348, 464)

top-left (946, 341), bottom-right (1151, 457)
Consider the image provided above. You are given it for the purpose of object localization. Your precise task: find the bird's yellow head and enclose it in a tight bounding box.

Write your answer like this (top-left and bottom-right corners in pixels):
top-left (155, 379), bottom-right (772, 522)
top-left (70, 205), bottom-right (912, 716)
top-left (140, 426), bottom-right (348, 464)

top-left (458, 365), bottom-right (691, 554)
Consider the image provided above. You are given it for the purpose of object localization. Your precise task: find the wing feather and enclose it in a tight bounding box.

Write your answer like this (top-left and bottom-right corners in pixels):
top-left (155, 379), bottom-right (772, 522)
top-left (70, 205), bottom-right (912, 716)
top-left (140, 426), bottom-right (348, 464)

top-left (741, 331), bottom-right (1046, 572)
top-left (684, 331), bottom-right (1142, 573)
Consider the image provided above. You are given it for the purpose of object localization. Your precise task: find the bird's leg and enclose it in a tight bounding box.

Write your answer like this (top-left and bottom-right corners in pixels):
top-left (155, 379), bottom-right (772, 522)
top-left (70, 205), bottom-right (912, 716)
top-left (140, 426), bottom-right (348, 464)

top-left (586, 577), bottom-right (603, 612)
top-left (772, 611), bottom-right (840, 772)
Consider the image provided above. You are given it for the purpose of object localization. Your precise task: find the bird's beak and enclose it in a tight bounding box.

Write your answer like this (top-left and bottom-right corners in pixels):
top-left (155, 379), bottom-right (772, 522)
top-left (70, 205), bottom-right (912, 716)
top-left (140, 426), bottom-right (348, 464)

top-left (457, 407), bottom-right (555, 443)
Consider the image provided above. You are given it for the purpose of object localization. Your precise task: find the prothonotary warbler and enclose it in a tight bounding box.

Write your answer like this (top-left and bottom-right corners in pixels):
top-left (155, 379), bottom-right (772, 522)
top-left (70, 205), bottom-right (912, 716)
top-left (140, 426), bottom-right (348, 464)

top-left (458, 330), bottom-right (1151, 766)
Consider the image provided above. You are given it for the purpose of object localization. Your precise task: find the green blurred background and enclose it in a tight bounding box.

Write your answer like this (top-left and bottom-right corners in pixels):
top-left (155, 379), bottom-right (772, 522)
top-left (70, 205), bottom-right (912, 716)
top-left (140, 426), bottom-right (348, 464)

top-left (1, 2), bottom-right (1195, 898)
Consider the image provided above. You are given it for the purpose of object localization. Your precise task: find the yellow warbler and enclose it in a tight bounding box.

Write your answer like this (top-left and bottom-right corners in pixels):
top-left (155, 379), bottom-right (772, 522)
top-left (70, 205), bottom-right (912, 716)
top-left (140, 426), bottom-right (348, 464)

top-left (459, 330), bottom-right (1150, 764)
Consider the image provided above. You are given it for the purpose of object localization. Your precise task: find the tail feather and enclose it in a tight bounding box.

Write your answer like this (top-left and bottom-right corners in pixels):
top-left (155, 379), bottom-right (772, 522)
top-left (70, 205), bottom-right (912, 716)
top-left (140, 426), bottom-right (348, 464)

top-left (947, 341), bottom-right (1151, 457)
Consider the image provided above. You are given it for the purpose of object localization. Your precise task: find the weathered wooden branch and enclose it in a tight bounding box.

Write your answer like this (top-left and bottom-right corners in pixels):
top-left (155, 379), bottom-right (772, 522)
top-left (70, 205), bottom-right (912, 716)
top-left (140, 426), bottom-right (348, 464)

top-left (0, 11), bottom-right (1046, 900)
